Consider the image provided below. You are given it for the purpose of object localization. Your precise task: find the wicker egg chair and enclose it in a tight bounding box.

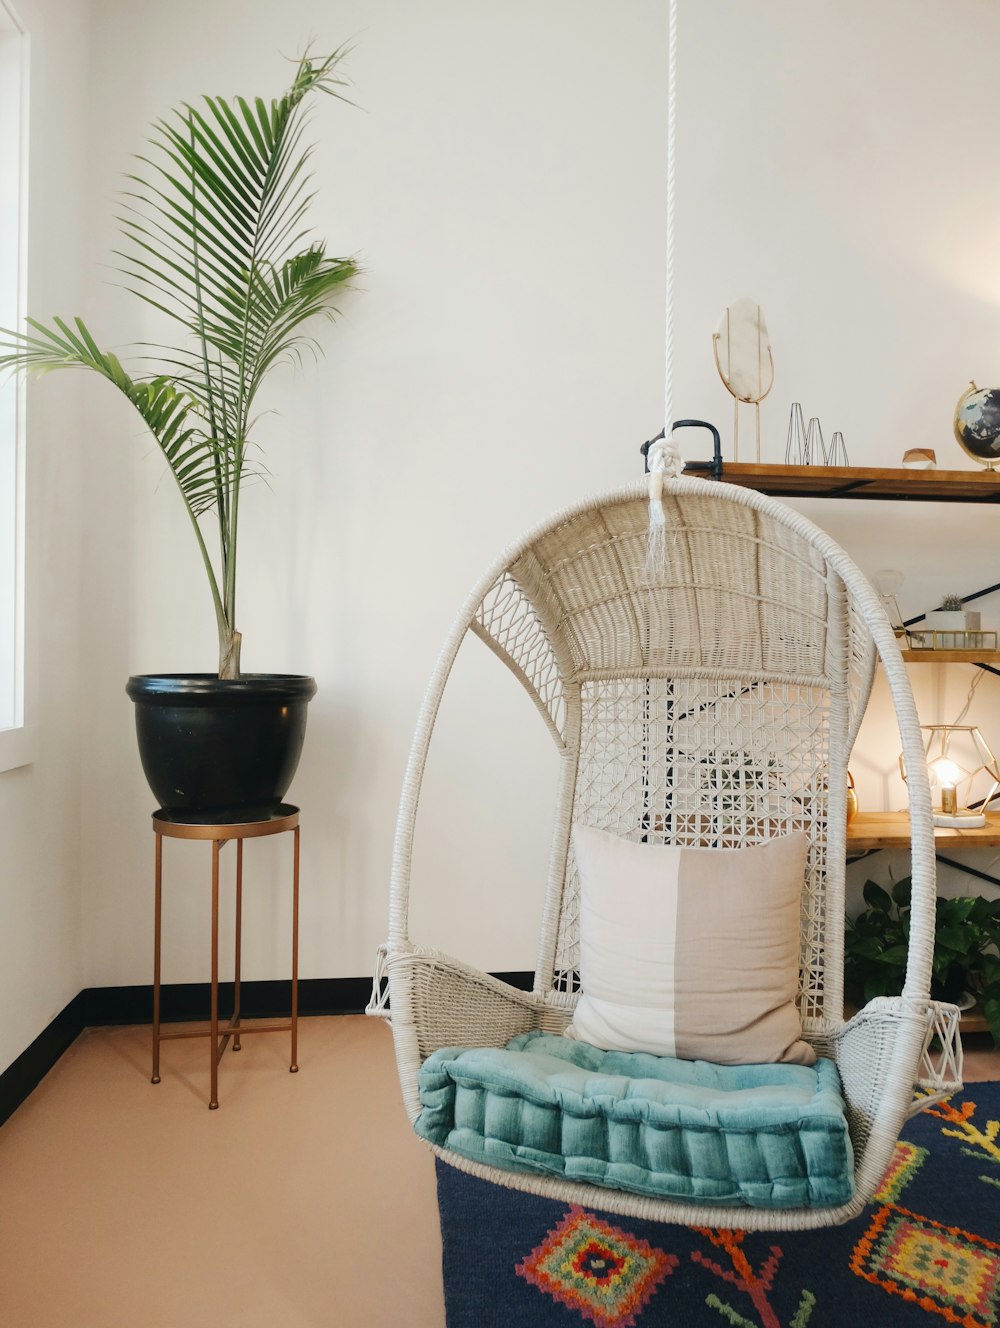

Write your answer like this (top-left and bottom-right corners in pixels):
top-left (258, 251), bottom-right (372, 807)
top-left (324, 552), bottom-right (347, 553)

top-left (371, 477), bottom-right (962, 1230)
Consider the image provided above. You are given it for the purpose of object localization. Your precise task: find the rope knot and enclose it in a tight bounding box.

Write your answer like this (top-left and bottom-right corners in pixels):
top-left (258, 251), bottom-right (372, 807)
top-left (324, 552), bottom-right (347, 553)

top-left (647, 433), bottom-right (683, 481)
top-left (642, 432), bottom-right (685, 486)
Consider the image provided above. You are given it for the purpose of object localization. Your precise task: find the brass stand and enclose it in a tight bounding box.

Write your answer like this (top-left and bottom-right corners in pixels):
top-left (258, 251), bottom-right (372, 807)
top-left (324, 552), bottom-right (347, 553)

top-left (151, 804), bottom-right (300, 1109)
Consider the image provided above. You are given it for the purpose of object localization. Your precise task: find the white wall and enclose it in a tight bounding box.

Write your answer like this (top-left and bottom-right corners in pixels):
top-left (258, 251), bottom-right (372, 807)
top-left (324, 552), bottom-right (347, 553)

top-left (57, 0), bottom-right (1000, 998)
top-left (77, 0), bottom-right (668, 986)
top-left (0, 0), bottom-right (90, 1074)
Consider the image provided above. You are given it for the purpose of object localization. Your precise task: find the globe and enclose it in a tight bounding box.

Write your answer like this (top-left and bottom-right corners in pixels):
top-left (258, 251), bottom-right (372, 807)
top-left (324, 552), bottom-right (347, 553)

top-left (954, 381), bottom-right (1000, 468)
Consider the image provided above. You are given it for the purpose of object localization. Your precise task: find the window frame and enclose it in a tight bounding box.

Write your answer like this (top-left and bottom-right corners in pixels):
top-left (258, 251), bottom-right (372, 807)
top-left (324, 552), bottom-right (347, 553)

top-left (0, 0), bottom-right (32, 773)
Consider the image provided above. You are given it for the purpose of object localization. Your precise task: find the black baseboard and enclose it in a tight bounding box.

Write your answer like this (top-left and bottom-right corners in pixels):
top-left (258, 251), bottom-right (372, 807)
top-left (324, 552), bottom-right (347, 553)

top-left (83, 976), bottom-right (377, 1026)
top-left (0, 991), bottom-right (91, 1132)
top-left (0, 970), bottom-right (534, 1129)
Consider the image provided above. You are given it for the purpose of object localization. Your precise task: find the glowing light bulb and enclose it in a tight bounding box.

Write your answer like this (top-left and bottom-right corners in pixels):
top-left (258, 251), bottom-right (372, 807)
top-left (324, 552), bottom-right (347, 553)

top-left (929, 757), bottom-right (962, 815)
top-left (929, 757), bottom-right (963, 787)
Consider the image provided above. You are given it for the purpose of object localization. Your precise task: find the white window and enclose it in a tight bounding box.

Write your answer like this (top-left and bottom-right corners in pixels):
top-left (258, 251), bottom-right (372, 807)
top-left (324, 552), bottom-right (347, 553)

top-left (0, 1), bottom-right (29, 771)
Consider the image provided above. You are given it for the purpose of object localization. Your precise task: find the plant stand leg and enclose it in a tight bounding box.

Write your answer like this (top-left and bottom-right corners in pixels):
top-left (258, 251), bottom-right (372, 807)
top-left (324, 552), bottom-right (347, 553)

top-left (290, 825), bottom-right (299, 1074)
top-left (210, 839), bottom-right (220, 1109)
top-left (233, 840), bottom-right (242, 1051)
top-left (151, 832), bottom-right (162, 1085)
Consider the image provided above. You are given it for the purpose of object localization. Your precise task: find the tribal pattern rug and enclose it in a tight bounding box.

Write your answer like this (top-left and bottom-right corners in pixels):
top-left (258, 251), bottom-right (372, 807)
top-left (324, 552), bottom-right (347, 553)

top-left (436, 1083), bottom-right (1000, 1327)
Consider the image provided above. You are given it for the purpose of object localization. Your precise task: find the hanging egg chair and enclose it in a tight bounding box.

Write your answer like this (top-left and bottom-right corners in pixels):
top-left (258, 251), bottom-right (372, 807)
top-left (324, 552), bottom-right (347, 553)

top-left (370, 475), bottom-right (962, 1230)
top-left (369, 0), bottom-right (960, 1230)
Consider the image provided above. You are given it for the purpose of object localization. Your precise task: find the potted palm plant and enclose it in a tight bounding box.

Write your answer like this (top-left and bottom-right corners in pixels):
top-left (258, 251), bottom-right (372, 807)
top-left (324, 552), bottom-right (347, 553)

top-left (0, 49), bottom-right (357, 821)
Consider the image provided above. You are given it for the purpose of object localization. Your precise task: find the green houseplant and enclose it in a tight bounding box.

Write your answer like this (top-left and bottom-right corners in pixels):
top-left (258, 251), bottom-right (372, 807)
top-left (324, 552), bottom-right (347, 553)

top-left (0, 50), bottom-right (357, 819)
top-left (845, 877), bottom-right (1000, 1046)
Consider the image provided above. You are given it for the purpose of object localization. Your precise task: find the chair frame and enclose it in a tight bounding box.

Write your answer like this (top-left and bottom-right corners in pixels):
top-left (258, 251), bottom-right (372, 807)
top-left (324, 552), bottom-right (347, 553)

top-left (372, 478), bottom-right (962, 1230)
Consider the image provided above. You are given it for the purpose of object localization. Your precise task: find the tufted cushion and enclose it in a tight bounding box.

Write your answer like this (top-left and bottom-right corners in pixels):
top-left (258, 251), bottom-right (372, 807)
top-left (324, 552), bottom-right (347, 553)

top-left (415, 1031), bottom-right (853, 1209)
top-left (566, 825), bottom-right (815, 1065)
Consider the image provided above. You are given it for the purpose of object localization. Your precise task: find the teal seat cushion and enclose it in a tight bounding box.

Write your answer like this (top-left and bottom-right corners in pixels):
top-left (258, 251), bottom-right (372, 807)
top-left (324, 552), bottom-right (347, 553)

top-left (415, 1031), bottom-right (854, 1209)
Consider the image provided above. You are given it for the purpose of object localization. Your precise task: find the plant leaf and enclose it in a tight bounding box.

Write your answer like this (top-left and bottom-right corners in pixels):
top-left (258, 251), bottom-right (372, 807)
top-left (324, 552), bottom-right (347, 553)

top-left (891, 877), bottom-right (912, 907)
top-left (863, 881), bottom-right (893, 914)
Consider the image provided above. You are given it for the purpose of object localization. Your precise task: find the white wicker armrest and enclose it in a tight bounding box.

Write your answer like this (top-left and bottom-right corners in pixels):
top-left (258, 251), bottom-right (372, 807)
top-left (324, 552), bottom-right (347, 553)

top-left (392, 945), bottom-right (543, 1052)
top-left (826, 996), bottom-right (963, 1197)
top-left (383, 944), bottom-right (545, 1121)
top-left (824, 998), bottom-right (928, 1199)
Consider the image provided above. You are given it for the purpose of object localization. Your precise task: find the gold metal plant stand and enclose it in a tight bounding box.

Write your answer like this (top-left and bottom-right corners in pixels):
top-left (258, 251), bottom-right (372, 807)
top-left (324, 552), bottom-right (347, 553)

top-left (151, 804), bottom-right (300, 1109)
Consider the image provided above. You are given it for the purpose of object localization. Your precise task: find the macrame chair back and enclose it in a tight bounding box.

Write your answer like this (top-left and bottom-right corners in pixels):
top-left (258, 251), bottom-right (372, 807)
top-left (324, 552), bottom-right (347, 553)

top-left (376, 478), bottom-right (962, 1231)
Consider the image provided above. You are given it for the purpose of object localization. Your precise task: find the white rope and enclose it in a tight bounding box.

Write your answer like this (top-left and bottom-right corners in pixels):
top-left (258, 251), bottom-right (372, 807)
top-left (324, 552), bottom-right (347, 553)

top-left (643, 438), bottom-right (673, 581)
top-left (662, 0), bottom-right (680, 470)
top-left (645, 0), bottom-right (682, 580)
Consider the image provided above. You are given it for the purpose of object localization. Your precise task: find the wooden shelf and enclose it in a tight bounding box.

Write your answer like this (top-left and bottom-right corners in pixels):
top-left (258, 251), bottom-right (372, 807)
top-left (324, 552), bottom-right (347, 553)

top-left (901, 648), bottom-right (1000, 664)
top-left (685, 461), bottom-right (1000, 503)
top-left (958, 1009), bottom-right (991, 1035)
top-left (847, 811), bottom-right (1000, 851)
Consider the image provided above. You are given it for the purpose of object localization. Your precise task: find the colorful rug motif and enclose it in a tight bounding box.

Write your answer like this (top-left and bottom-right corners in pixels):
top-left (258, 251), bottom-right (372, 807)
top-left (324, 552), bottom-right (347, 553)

top-left (851, 1204), bottom-right (1000, 1325)
top-left (436, 1082), bottom-right (1000, 1327)
top-left (515, 1207), bottom-right (678, 1327)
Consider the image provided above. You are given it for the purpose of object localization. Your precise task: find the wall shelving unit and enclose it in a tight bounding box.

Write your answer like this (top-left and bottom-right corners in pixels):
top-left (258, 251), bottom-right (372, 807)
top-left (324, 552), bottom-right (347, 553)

top-left (686, 458), bottom-right (1000, 1037)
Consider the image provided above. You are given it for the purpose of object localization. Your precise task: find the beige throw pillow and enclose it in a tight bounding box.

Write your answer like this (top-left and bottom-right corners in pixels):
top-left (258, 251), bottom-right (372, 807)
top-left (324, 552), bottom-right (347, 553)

top-left (565, 825), bottom-right (815, 1066)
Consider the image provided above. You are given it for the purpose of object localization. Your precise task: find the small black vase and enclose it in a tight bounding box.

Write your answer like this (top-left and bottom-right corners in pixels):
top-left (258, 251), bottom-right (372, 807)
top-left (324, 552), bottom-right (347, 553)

top-left (126, 674), bottom-right (317, 823)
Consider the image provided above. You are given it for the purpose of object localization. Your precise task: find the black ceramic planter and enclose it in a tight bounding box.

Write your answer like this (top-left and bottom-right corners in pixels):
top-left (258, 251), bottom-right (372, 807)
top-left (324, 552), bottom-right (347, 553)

top-left (126, 674), bottom-right (317, 823)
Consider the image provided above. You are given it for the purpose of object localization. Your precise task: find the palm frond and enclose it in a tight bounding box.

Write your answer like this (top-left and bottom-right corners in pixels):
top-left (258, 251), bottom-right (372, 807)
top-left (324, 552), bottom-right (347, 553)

top-left (0, 318), bottom-right (226, 520)
top-left (1, 47), bottom-right (358, 677)
top-left (119, 48), bottom-right (356, 407)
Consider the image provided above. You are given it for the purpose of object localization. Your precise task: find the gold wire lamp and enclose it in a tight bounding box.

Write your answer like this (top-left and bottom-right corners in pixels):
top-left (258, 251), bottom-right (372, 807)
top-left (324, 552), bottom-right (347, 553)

top-left (900, 725), bottom-right (1000, 828)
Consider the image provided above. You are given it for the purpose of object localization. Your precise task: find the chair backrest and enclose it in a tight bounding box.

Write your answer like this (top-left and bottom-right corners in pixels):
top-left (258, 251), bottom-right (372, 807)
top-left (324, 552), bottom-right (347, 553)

top-left (390, 479), bottom-right (935, 1033)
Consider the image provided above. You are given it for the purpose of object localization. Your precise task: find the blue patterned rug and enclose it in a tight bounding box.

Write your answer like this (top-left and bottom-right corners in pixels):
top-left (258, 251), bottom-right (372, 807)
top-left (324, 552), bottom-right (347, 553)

top-left (436, 1082), bottom-right (1000, 1327)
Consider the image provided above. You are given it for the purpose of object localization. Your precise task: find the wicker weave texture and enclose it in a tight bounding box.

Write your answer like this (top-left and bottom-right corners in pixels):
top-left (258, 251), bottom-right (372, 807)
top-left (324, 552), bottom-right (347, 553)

top-left (513, 495), bottom-right (833, 680)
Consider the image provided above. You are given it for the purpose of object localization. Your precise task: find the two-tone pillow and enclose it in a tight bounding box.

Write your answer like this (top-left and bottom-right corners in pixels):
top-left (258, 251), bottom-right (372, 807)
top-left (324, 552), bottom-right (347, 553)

top-left (564, 825), bottom-right (815, 1066)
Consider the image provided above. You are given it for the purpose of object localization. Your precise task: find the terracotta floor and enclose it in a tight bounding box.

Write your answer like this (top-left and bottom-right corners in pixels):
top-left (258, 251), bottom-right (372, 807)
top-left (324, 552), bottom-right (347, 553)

top-left (0, 1016), bottom-right (997, 1328)
top-left (0, 1016), bottom-right (443, 1328)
